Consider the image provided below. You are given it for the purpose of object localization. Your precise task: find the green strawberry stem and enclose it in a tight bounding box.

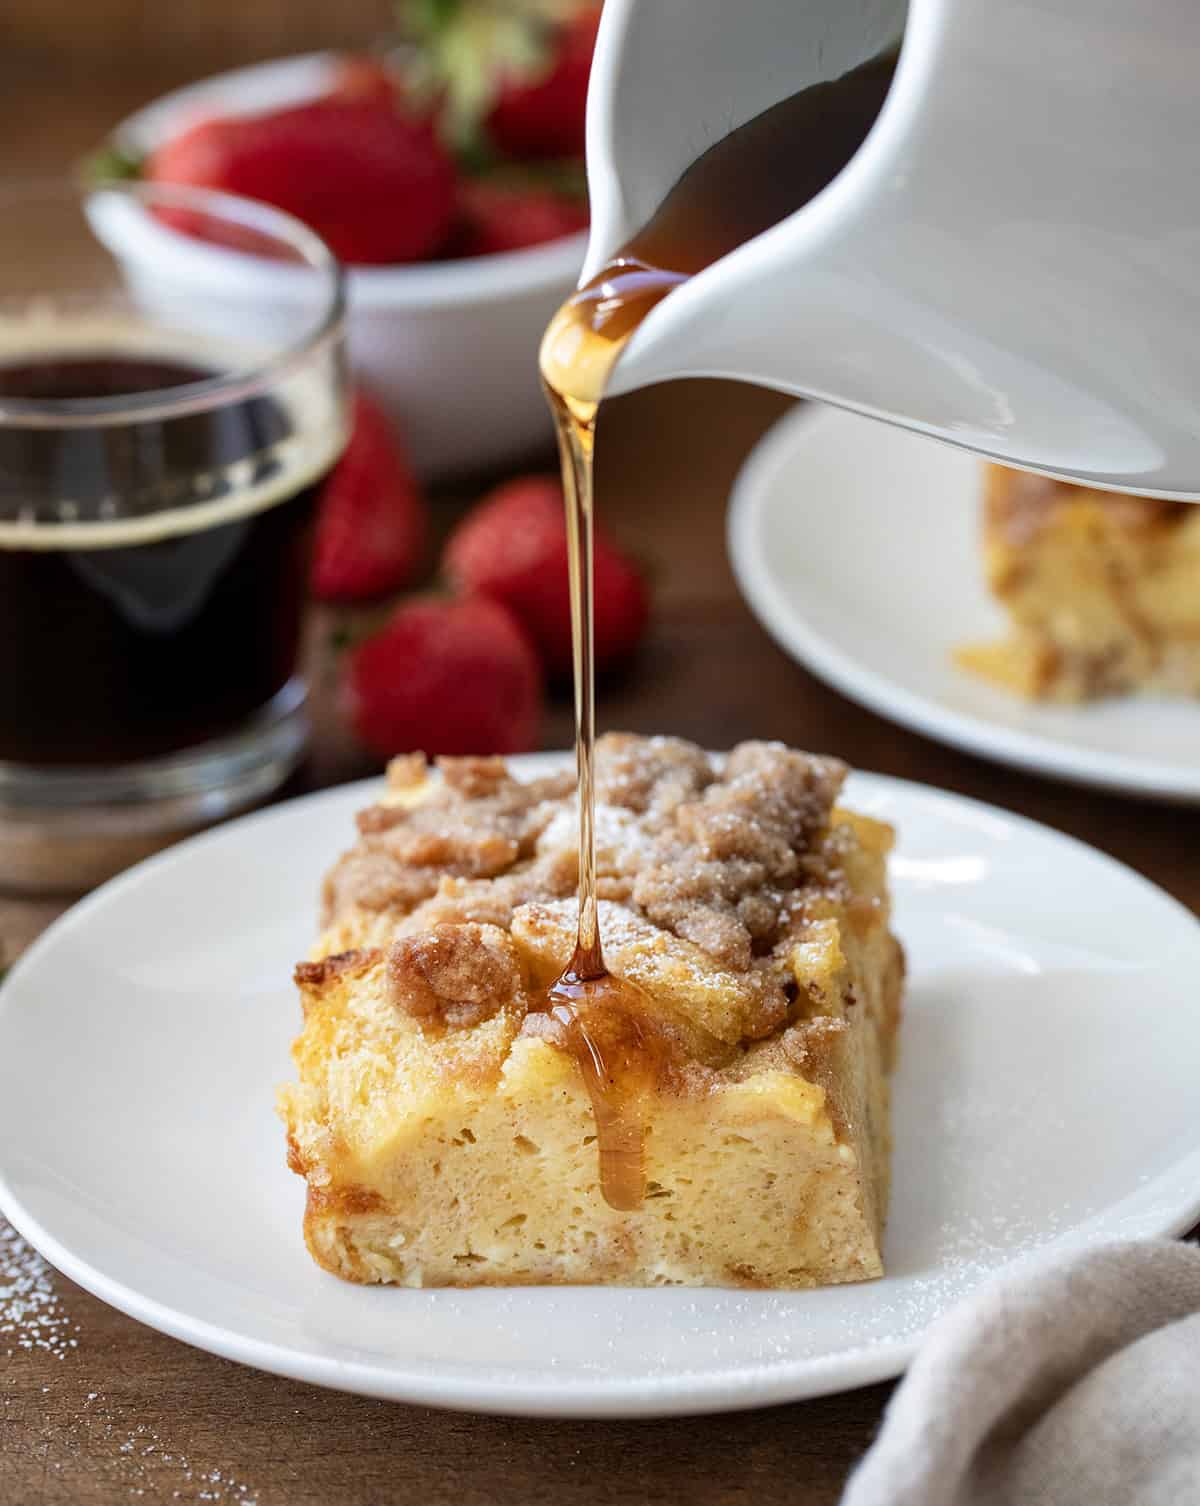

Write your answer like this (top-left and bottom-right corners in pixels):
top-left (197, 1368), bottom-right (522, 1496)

top-left (83, 143), bottom-right (145, 184)
top-left (397, 0), bottom-right (556, 154)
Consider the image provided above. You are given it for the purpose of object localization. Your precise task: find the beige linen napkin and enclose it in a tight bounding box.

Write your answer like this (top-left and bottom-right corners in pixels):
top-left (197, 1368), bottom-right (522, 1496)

top-left (843, 1240), bottom-right (1200, 1506)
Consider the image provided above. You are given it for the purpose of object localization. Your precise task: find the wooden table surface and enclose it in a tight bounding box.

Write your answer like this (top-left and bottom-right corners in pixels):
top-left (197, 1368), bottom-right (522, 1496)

top-left (3, 68), bottom-right (1199, 1506)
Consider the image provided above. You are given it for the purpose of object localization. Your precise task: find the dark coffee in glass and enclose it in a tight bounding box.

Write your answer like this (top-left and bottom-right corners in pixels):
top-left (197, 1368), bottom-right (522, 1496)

top-left (0, 353), bottom-right (322, 766)
top-left (0, 183), bottom-right (346, 892)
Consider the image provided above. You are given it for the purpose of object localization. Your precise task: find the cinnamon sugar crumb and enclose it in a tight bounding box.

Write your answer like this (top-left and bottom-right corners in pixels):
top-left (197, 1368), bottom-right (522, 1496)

top-left (327, 735), bottom-right (849, 986)
top-left (593, 733), bottom-right (715, 817)
top-left (388, 923), bottom-right (524, 1030)
top-left (633, 743), bottom-right (846, 970)
top-left (401, 846), bottom-right (578, 933)
top-left (436, 755), bottom-right (512, 799)
top-left (386, 752), bottom-right (429, 790)
top-left (325, 769), bottom-right (574, 924)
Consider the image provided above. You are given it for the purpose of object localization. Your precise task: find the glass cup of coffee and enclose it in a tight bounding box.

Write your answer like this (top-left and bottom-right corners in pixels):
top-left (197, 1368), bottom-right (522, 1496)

top-left (0, 181), bottom-right (348, 893)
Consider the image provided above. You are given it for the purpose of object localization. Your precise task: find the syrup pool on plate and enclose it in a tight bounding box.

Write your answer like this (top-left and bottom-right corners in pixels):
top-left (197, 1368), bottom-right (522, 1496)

top-left (537, 49), bottom-right (897, 1208)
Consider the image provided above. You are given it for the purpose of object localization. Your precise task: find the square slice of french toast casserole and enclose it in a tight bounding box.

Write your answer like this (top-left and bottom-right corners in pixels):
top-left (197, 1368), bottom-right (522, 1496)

top-left (279, 734), bottom-right (903, 1288)
top-left (958, 463), bottom-right (1200, 700)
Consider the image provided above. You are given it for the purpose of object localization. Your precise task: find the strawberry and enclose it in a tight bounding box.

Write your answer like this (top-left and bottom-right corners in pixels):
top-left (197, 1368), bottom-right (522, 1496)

top-left (147, 98), bottom-right (456, 265)
top-left (346, 595), bottom-right (543, 758)
top-left (399, 1), bottom-right (598, 161)
top-left (311, 393), bottom-right (429, 602)
top-left (486, 8), bottom-right (600, 159)
top-left (443, 475), bottom-right (650, 677)
top-left (454, 178), bottom-right (588, 255)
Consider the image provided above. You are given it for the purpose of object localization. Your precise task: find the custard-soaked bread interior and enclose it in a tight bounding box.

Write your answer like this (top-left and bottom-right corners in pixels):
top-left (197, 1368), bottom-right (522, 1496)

top-left (279, 734), bottom-right (904, 1288)
top-left (958, 463), bottom-right (1200, 701)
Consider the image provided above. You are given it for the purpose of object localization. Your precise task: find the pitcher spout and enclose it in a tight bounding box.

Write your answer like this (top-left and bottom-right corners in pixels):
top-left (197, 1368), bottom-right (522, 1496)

top-left (583, 0), bottom-right (1200, 497)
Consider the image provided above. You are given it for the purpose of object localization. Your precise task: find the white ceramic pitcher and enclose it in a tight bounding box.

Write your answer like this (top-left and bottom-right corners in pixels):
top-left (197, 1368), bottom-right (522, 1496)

top-left (583, 0), bottom-right (1200, 497)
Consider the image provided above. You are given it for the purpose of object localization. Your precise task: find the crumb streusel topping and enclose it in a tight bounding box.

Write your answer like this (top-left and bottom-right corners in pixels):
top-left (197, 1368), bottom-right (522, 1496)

top-left (322, 734), bottom-right (850, 1043)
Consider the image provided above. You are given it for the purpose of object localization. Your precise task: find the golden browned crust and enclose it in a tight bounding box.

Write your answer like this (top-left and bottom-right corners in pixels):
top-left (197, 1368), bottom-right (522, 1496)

top-left (294, 948), bottom-right (380, 990)
top-left (294, 949), bottom-right (382, 1022)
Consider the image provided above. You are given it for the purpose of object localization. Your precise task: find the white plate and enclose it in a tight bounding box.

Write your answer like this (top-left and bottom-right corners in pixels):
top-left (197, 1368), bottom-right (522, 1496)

top-left (728, 406), bottom-right (1200, 803)
top-left (2, 757), bottom-right (1199, 1418)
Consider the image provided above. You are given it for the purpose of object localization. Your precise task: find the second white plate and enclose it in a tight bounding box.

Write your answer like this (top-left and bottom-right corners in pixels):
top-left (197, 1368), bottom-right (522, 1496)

top-left (728, 406), bottom-right (1200, 802)
top-left (1, 758), bottom-right (1199, 1417)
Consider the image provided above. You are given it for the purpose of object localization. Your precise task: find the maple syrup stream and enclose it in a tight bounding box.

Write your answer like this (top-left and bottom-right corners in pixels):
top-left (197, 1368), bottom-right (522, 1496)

top-left (537, 51), bottom-right (897, 1210)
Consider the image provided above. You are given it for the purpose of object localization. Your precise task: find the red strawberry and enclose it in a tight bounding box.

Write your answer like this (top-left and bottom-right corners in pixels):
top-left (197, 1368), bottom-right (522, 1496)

top-left (454, 179), bottom-right (588, 256)
top-left (443, 475), bottom-right (650, 677)
top-left (346, 595), bottom-right (543, 758)
top-left (147, 99), bottom-right (456, 265)
top-left (311, 393), bottom-right (428, 601)
top-left (486, 8), bottom-right (600, 160)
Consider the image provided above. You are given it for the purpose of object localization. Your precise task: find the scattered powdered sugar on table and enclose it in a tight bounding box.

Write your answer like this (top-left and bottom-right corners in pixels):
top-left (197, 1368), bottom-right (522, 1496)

top-left (0, 1216), bottom-right (80, 1358)
top-left (2, 1217), bottom-right (260, 1504)
top-left (77, 1401), bottom-right (261, 1505)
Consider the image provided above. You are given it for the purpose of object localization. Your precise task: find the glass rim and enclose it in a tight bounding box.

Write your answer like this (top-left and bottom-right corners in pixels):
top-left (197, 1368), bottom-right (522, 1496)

top-left (0, 177), bottom-right (346, 429)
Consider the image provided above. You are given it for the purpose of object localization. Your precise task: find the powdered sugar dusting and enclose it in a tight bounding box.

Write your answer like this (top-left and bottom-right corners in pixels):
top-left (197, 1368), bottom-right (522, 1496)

top-left (537, 800), bottom-right (656, 870)
top-left (1, 1216), bottom-right (80, 1358)
top-left (2, 1217), bottom-right (259, 1503)
top-left (77, 1402), bottom-right (261, 1505)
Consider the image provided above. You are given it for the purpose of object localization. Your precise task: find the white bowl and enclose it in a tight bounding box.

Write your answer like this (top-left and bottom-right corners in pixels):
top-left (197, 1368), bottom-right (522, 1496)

top-left (112, 53), bottom-right (586, 478)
